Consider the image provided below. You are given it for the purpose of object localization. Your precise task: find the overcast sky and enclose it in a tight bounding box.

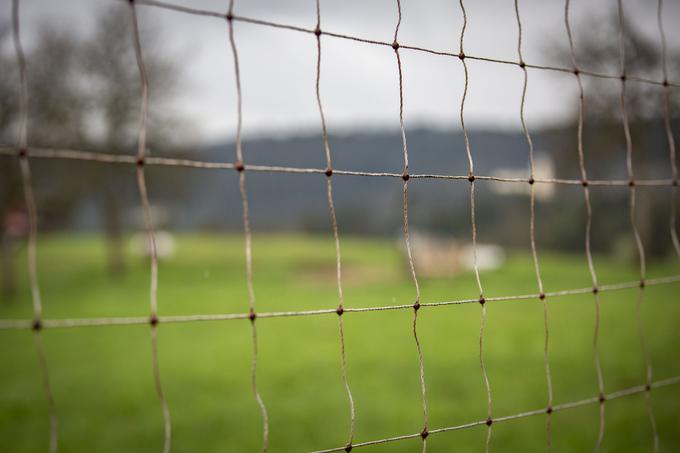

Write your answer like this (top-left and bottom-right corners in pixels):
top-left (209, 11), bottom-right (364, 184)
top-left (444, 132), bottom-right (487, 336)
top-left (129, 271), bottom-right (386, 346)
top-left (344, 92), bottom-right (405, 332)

top-left (8, 0), bottom-right (680, 144)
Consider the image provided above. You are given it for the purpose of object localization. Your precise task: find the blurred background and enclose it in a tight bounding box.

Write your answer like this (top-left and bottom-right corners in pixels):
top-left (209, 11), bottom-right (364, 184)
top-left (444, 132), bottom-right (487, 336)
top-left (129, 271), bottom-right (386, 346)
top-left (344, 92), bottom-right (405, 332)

top-left (1, 0), bottom-right (680, 452)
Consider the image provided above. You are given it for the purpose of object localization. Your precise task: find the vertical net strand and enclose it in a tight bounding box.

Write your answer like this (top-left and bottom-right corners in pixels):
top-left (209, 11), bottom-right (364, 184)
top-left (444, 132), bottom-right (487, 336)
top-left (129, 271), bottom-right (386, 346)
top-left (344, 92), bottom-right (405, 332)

top-left (459, 2), bottom-right (491, 450)
top-left (12, 1), bottom-right (58, 451)
top-left (314, 1), bottom-right (356, 448)
top-left (127, 3), bottom-right (172, 452)
top-left (616, 2), bottom-right (658, 450)
top-left (393, 2), bottom-right (428, 450)
top-left (564, 1), bottom-right (605, 449)
top-left (514, 1), bottom-right (552, 450)
top-left (227, 2), bottom-right (269, 450)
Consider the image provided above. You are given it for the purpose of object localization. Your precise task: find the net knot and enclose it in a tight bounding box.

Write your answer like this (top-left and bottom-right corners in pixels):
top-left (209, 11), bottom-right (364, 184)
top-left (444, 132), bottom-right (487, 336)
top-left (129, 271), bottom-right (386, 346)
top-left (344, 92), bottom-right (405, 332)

top-left (518, 60), bottom-right (526, 69)
top-left (572, 68), bottom-right (580, 76)
top-left (620, 73), bottom-right (627, 81)
top-left (32, 319), bottom-right (42, 331)
top-left (645, 383), bottom-right (652, 392)
top-left (17, 147), bottom-right (27, 158)
top-left (478, 295), bottom-right (486, 305)
top-left (325, 167), bottom-right (333, 177)
top-left (546, 406), bottom-right (553, 414)
top-left (639, 279), bottom-right (645, 289)
top-left (413, 301), bottom-right (421, 311)
top-left (468, 174), bottom-right (475, 183)
top-left (673, 179), bottom-right (678, 187)
top-left (598, 393), bottom-right (606, 403)
top-left (401, 171), bottom-right (410, 182)
top-left (528, 177), bottom-right (535, 185)
top-left (581, 179), bottom-right (588, 187)
top-left (136, 156), bottom-right (145, 167)
top-left (225, 12), bottom-right (234, 21)
top-left (336, 305), bottom-right (344, 316)
top-left (391, 41), bottom-right (399, 50)
top-left (248, 309), bottom-right (257, 322)
top-left (420, 427), bottom-right (429, 439)
top-left (234, 160), bottom-right (245, 172)
top-left (344, 443), bottom-right (353, 452)
top-left (458, 52), bottom-right (465, 60)
top-left (592, 286), bottom-right (599, 294)
top-left (485, 417), bottom-right (493, 426)
top-left (538, 292), bottom-right (546, 300)
top-left (662, 79), bottom-right (669, 87)
top-left (314, 26), bottom-right (322, 37)
top-left (149, 314), bottom-right (159, 326)
top-left (628, 179), bottom-right (635, 187)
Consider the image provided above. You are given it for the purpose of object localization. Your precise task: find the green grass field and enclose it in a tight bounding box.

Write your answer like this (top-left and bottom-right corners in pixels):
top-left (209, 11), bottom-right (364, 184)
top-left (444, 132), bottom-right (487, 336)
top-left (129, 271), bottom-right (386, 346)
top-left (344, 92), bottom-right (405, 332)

top-left (1, 234), bottom-right (679, 452)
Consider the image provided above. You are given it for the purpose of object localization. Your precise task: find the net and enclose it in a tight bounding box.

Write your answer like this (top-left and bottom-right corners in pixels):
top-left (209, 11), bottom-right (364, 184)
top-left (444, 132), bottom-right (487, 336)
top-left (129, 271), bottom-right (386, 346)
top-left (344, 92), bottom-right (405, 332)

top-left (1, 0), bottom-right (679, 452)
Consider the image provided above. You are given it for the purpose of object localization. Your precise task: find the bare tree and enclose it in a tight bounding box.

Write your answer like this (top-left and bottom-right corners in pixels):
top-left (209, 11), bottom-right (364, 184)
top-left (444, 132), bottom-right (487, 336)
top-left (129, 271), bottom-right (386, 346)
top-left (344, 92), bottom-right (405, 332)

top-left (1, 5), bottom-right (187, 300)
top-left (0, 24), bottom-right (84, 300)
top-left (549, 9), bottom-right (680, 258)
top-left (81, 5), bottom-right (184, 276)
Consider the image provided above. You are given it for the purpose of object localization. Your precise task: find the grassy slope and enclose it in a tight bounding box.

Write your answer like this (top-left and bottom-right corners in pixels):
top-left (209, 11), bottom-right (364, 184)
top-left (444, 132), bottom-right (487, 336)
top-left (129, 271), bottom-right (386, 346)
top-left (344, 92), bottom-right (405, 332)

top-left (1, 234), bottom-right (679, 452)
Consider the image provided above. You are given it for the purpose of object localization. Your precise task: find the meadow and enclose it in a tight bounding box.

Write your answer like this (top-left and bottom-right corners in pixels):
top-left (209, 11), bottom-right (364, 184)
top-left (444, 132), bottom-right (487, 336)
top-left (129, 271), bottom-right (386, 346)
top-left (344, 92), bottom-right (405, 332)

top-left (1, 234), bottom-right (679, 452)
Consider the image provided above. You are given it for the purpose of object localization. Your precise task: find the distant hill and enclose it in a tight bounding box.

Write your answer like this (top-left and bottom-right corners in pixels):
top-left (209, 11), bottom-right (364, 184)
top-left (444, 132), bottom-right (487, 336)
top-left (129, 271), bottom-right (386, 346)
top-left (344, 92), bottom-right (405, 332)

top-left (59, 123), bottom-right (677, 256)
top-left (162, 128), bottom-right (551, 233)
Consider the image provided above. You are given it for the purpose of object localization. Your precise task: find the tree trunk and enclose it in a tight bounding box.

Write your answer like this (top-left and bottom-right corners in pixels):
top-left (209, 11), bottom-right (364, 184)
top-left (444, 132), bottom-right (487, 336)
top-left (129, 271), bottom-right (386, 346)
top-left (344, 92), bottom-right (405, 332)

top-left (103, 188), bottom-right (125, 277)
top-left (1, 235), bottom-right (17, 301)
top-left (632, 124), bottom-right (656, 261)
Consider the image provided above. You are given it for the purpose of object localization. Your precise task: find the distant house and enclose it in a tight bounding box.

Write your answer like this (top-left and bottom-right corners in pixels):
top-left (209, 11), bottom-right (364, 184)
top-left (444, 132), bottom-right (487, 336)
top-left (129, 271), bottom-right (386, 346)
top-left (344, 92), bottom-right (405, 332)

top-left (491, 154), bottom-right (555, 201)
top-left (400, 231), bottom-right (505, 278)
top-left (130, 206), bottom-right (176, 260)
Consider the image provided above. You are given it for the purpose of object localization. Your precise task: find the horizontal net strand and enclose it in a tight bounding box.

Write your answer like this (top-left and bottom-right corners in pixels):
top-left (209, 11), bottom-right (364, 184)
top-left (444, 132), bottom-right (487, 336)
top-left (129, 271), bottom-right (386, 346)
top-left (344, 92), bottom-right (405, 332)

top-left (0, 147), bottom-right (674, 187)
top-left (2, 274), bottom-right (677, 330)
top-left (310, 375), bottom-right (680, 453)
top-left (125, 0), bottom-right (679, 88)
